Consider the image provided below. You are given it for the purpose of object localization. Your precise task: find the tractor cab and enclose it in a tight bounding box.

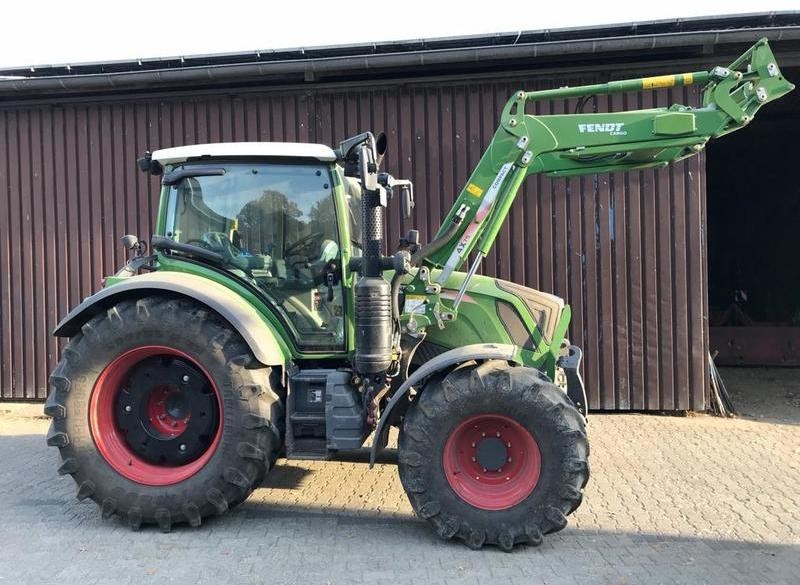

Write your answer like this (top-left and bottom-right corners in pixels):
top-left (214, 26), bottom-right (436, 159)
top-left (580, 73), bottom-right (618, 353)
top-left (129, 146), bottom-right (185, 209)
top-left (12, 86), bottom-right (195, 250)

top-left (150, 143), bottom-right (353, 351)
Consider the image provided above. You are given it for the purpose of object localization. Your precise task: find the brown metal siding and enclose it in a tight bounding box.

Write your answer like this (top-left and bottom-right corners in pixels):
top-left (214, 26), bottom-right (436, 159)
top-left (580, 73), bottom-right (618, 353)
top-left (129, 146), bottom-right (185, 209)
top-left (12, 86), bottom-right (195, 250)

top-left (0, 78), bottom-right (708, 409)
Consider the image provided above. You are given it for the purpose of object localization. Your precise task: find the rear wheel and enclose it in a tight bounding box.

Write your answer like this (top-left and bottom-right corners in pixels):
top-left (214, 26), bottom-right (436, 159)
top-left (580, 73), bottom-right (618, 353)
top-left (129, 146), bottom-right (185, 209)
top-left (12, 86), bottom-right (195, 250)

top-left (398, 360), bottom-right (589, 550)
top-left (45, 296), bottom-right (283, 531)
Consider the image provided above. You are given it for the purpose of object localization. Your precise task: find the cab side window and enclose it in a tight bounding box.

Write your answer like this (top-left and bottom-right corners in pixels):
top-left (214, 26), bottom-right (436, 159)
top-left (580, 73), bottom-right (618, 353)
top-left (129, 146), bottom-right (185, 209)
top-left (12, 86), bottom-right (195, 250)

top-left (166, 162), bottom-right (344, 351)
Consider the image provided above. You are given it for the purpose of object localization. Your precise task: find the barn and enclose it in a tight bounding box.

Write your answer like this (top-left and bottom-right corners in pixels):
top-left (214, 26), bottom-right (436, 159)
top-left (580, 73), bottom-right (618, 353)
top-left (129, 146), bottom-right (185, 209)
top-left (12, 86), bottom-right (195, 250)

top-left (1, 13), bottom-right (798, 408)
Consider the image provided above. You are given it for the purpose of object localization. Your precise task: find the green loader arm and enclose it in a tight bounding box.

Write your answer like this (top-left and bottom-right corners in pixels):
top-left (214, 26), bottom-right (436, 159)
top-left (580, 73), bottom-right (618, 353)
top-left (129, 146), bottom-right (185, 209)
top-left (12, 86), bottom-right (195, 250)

top-left (422, 38), bottom-right (794, 283)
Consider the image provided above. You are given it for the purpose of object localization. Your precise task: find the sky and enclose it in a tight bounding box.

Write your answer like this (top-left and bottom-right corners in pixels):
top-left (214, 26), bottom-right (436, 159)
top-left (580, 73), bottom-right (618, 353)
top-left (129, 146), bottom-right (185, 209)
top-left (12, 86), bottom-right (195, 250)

top-left (0, 1), bottom-right (797, 69)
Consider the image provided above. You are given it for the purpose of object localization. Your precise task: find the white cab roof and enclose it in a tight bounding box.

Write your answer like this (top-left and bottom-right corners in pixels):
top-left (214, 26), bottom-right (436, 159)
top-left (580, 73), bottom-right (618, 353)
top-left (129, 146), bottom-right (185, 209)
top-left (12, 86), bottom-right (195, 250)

top-left (151, 142), bottom-right (337, 165)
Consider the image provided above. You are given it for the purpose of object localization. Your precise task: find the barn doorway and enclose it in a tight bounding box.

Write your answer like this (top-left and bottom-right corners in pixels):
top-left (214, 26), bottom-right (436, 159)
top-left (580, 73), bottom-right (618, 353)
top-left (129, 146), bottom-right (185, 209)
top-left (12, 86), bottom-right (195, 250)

top-left (706, 65), bottom-right (800, 413)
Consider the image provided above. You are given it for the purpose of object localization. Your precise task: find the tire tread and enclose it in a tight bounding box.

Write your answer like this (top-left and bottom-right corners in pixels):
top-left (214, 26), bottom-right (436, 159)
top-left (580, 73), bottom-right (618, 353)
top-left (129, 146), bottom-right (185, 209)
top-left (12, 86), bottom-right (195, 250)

top-left (44, 294), bottom-right (284, 532)
top-left (398, 360), bottom-right (590, 550)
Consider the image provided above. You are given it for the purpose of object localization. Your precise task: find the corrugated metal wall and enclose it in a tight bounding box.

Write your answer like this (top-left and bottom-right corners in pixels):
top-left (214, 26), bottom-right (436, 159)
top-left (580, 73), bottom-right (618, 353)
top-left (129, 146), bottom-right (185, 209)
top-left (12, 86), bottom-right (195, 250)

top-left (0, 75), bottom-right (708, 409)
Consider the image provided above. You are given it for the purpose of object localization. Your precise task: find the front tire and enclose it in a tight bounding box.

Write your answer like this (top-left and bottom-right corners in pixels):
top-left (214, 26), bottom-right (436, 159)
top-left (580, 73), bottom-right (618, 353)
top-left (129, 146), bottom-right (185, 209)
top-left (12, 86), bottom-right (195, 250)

top-left (44, 296), bottom-right (283, 531)
top-left (398, 360), bottom-right (589, 550)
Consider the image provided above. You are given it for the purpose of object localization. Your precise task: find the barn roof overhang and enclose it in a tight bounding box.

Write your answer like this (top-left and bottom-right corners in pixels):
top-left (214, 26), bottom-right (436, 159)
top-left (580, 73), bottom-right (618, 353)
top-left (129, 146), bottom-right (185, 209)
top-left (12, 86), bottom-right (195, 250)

top-left (0, 12), bottom-right (798, 100)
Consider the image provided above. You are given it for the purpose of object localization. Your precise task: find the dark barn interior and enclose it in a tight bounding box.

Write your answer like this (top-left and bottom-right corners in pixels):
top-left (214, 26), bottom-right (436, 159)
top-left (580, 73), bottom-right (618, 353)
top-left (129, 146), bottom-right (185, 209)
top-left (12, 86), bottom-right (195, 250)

top-left (707, 65), bottom-right (800, 366)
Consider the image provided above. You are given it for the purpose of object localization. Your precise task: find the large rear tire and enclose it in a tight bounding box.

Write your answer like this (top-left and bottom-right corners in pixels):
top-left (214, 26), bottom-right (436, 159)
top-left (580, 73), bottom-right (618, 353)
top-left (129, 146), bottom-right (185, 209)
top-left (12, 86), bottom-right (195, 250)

top-left (398, 360), bottom-right (589, 550)
top-left (44, 296), bottom-right (283, 531)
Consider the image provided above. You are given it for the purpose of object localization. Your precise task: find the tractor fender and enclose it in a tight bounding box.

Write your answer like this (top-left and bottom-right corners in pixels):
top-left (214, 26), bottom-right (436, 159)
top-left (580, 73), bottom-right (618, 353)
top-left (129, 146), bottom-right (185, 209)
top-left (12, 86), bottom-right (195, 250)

top-left (369, 343), bottom-right (519, 466)
top-left (53, 271), bottom-right (288, 366)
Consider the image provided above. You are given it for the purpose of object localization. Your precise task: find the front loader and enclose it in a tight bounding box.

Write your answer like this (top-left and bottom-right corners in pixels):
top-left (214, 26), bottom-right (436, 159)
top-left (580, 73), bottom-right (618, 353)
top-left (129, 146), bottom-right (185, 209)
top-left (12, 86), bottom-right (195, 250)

top-left (45, 39), bottom-right (792, 549)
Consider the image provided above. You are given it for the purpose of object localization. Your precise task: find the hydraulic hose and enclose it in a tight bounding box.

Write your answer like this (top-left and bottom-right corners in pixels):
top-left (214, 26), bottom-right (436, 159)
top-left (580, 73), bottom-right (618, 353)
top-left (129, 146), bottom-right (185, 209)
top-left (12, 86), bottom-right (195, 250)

top-left (409, 216), bottom-right (463, 268)
top-left (391, 271), bottom-right (403, 324)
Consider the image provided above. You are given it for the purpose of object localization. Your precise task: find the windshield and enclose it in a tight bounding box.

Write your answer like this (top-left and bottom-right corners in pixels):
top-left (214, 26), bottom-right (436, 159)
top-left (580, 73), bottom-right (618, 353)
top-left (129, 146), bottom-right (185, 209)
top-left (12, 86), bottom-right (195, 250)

top-left (164, 161), bottom-right (344, 351)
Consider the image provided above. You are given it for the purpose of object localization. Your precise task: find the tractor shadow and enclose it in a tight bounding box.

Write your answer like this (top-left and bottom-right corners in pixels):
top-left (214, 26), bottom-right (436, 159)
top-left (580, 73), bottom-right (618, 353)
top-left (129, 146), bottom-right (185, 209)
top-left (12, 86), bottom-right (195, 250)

top-left (258, 462), bottom-right (313, 489)
top-left (257, 449), bottom-right (398, 489)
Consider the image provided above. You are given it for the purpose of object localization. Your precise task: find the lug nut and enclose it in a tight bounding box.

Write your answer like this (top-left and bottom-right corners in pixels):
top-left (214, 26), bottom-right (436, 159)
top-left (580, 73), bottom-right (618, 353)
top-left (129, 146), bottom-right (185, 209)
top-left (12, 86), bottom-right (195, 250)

top-left (505, 476), bottom-right (511, 481)
top-left (496, 431), bottom-right (501, 437)
top-left (124, 405), bottom-right (132, 413)
top-left (507, 442), bottom-right (512, 448)
top-left (471, 457), bottom-right (476, 462)
top-left (179, 444), bottom-right (187, 452)
top-left (182, 375), bottom-right (190, 383)
top-left (481, 432), bottom-right (486, 437)
top-left (507, 457), bottom-right (512, 463)
top-left (471, 442), bottom-right (476, 448)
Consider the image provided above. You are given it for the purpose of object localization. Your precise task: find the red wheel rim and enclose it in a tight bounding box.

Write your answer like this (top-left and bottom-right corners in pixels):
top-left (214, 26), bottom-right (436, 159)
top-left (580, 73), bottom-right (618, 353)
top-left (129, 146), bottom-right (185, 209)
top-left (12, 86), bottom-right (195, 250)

top-left (89, 346), bottom-right (222, 486)
top-left (443, 414), bottom-right (541, 510)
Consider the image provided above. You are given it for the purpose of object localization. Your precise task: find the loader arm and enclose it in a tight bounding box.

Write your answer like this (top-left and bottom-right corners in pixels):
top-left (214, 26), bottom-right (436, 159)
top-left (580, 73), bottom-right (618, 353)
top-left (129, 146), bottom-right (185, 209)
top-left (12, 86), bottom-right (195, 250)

top-left (420, 38), bottom-right (794, 283)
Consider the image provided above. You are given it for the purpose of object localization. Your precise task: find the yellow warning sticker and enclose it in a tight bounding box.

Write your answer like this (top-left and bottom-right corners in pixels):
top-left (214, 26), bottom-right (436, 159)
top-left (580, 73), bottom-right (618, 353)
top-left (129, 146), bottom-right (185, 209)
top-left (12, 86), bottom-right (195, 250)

top-left (642, 75), bottom-right (676, 90)
top-left (403, 295), bottom-right (426, 314)
top-left (466, 183), bottom-right (483, 197)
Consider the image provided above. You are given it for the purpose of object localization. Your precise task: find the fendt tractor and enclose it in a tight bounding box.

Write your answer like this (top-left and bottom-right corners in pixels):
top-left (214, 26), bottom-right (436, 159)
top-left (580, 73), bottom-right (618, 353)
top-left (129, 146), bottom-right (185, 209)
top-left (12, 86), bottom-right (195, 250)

top-left (45, 40), bottom-right (792, 549)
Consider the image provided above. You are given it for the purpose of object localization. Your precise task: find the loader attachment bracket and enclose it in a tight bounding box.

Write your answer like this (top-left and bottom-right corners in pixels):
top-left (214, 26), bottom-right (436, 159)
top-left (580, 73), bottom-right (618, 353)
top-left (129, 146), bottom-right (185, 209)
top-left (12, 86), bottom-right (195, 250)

top-left (557, 345), bottom-right (587, 417)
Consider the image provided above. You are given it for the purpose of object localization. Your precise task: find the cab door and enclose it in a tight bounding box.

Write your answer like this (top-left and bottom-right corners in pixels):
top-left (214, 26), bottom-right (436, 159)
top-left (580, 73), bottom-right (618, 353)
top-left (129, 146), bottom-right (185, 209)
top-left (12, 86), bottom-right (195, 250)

top-left (163, 160), bottom-right (348, 353)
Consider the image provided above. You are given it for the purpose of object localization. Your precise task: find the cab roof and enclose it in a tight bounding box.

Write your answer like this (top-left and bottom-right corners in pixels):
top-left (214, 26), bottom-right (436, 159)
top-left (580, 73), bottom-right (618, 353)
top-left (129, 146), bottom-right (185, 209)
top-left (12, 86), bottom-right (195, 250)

top-left (151, 142), bottom-right (337, 165)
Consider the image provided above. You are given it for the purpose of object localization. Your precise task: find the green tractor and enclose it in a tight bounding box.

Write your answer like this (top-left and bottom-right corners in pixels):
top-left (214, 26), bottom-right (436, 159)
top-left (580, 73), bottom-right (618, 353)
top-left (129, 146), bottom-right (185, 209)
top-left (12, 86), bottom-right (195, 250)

top-left (45, 40), bottom-right (792, 549)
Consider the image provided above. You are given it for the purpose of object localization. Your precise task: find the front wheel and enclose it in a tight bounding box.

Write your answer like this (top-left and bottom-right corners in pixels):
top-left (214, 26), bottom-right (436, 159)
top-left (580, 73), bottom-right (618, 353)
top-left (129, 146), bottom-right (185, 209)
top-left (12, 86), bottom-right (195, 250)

top-left (397, 360), bottom-right (589, 550)
top-left (44, 296), bottom-right (283, 531)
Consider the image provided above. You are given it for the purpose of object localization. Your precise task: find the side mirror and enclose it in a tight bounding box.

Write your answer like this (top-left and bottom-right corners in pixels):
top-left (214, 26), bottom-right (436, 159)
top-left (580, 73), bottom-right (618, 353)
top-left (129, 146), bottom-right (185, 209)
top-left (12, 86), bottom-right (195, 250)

top-left (121, 234), bottom-right (139, 250)
top-left (121, 234), bottom-right (147, 257)
top-left (136, 151), bottom-right (163, 176)
top-left (401, 184), bottom-right (415, 220)
top-left (377, 173), bottom-right (415, 219)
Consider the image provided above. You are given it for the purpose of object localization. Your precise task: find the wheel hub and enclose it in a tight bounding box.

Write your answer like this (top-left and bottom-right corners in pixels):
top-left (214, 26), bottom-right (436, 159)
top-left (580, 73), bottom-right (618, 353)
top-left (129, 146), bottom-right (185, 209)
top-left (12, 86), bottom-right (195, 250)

top-left (143, 385), bottom-right (190, 438)
top-left (442, 414), bottom-right (541, 511)
top-left (113, 356), bottom-right (218, 467)
top-left (474, 436), bottom-right (508, 471)
top-left (165, 390), bottom-right (190, 420)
